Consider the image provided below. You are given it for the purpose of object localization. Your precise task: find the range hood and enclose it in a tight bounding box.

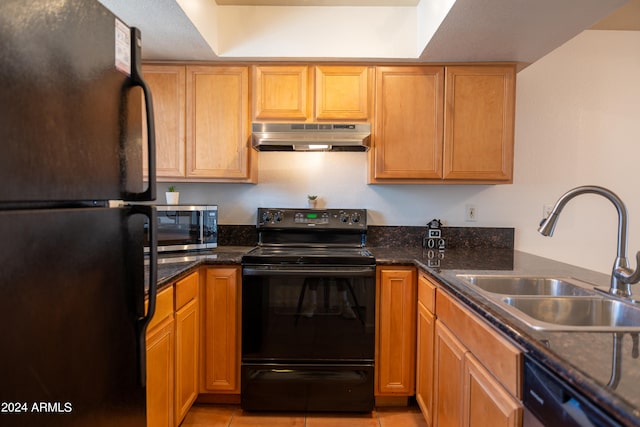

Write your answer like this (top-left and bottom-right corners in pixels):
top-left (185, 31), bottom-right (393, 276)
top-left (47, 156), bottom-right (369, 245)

top-left (251, 123), bottom-right (371, 152)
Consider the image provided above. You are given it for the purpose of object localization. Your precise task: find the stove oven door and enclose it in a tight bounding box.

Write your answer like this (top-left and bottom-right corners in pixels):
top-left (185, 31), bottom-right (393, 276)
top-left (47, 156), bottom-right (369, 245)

top-left (241, 264), bottom-right (376, 412)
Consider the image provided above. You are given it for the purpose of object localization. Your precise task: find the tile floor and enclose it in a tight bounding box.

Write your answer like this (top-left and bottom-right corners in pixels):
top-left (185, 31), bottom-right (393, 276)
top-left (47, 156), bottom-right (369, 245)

top-left (180, 404), bottom-right (428, 427)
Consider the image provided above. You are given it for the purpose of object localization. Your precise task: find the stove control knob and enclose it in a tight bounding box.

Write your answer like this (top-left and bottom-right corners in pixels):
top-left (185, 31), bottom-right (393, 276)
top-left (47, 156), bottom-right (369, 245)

top-left (274, 211), bottom-right (284, 222)
top-left (351, 212), bottom-right (361, 223)
top-left (261, 211), bottom-right (273, 223)
top-left (340, 212), bottom-right (350, 223)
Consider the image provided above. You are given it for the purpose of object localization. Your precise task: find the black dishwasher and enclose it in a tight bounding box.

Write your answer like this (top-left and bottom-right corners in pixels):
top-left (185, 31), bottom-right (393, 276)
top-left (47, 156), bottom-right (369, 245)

top-left (523, 354), bottom-right (622, 427)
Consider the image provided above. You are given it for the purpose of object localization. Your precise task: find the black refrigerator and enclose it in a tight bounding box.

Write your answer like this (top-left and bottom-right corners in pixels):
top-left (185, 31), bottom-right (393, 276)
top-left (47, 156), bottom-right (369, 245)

top-left (0, 1), bottom-right (157, 426)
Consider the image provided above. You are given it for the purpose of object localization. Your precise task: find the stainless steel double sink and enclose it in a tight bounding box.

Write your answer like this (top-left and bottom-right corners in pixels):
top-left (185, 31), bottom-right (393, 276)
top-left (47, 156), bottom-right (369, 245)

top-left (455, 275), bottom-right (640, 332)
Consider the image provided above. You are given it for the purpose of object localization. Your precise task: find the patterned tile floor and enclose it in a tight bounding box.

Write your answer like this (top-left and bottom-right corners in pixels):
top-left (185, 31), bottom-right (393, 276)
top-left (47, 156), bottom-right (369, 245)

top-left (180, 404), bottom-right (428, 427)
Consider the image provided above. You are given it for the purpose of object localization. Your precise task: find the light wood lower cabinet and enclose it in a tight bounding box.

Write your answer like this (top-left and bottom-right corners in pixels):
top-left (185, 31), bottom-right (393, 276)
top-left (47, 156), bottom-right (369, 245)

top-left (146, 287), bottom-right (175, 427)
top-left (376, 266), bottom-right (416, 398)
top-left (465, 352), bottom-right (522, 427)
top-left (174, 272), bottom-right (200, 425)
top-left (433, 321), bottom-right (466, 427)
top-left (432, 288), bottom-right (523, 427)
top-left (146, 271), bottom-right (200, 427)
top-left (200, 266), bottom-right (241, 395)
top-left (416, 273), bottom-right (437, 425)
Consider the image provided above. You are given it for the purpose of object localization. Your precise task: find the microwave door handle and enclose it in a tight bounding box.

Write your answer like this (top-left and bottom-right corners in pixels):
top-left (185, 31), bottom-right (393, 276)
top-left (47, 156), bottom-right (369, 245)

top-left (124, 27), bottom-right (156, 202)
top-left (199, 211), bottom-right (204, 243)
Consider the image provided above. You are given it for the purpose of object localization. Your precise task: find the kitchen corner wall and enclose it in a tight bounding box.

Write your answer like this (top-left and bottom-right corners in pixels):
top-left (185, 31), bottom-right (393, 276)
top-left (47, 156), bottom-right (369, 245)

top-left (162, 30), bottom-right (640, 275)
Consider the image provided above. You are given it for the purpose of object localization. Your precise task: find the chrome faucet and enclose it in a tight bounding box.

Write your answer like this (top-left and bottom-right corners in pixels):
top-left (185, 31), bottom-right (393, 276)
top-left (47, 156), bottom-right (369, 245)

top-left (538, 185), bottom-right (640, 298)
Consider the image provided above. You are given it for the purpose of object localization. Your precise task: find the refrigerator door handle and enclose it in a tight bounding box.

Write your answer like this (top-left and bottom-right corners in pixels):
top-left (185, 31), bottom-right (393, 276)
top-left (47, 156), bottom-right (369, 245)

top-left (125, 27), bottom-right (156, 202)
top-left (131, 205), bottom-right (157, 387)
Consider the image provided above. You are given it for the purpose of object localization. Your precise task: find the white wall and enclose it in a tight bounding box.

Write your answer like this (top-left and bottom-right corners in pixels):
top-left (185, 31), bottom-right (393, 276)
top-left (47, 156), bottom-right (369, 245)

top-left (507, 30), bottom-right (640, 274)
top-left (162, 30), bottom-right (640, 275)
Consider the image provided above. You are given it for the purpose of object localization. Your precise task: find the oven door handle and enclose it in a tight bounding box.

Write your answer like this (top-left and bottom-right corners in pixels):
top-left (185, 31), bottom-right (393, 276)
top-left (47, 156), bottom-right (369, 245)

top-left (243, 266), bottom-right (375, 277)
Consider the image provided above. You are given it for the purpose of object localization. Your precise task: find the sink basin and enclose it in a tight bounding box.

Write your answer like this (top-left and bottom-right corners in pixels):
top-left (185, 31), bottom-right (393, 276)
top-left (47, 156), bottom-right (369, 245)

top-left (500, 296), bottom-right (640, 331)
top-left (456, 275), bottom-right (596, 296)
top-left (454, 274), bottom-right (640, 331)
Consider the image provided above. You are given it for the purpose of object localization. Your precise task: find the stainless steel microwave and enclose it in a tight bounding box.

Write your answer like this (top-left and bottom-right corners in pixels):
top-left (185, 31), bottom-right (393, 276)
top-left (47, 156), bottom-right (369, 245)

top-left (145, 205), bottom-right (218, 252)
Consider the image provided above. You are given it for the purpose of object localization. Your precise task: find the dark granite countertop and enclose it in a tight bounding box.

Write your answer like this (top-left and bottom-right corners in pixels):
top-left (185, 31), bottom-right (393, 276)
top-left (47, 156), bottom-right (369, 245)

top-left (150, 244), bottom-right (640, 426)
top-left (371, 246), bottom-right (640, 427)
top-left (151, 246), bottom-right (255, 291)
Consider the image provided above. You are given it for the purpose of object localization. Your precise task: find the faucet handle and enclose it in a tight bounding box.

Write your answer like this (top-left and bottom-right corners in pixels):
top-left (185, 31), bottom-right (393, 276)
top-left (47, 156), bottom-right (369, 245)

top-left (614, 251), bottom-right (640, 285)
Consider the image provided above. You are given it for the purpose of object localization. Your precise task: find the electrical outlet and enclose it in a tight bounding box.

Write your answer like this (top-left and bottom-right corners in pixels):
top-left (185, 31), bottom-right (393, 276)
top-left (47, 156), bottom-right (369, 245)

top-left (543, 203), bottom-right (554, 219)
top-left (465, 204), bottom-right (477, 222)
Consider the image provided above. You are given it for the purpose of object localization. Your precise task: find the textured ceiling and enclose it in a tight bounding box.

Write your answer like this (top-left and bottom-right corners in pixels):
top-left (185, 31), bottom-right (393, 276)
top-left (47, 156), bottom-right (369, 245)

top-left (591, 0), bottom-right (640, 30)
top-left (98, 0), bottom-right (634, 66)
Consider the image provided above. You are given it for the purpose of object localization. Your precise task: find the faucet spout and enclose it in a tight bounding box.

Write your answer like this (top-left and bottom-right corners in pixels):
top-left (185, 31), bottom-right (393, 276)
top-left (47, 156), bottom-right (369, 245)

top-left (538, 185), bottom-right (634, 298)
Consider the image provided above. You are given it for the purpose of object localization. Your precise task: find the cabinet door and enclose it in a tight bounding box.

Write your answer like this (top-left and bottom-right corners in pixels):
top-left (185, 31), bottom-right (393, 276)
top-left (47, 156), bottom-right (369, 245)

top-left (315, 66), bottom-right (370, 120)
top-left (371, 66), bottom-right (444, 182)
top-left (202, 267), bottom-right (240, 393)
top-left (464, 353), bottom-right (523, 427)
top-left (376, 267), bottom-right (416, 395)
top-left (142, 64), bottom-right (186, 179)
top-left (443, 66), bottom-right (515, 182)
top-left (146, 316), bottom-right (175, 427)
top-left (433, 321), bottom-right (466, 427)
top-left (253, 65), bottom-right (309, 120)
top-left (175, 292), bottom-right (199, 425)
top-left (186, 66), bottom-right (255, 182)
top-left (416, 301), bottom-right (436, 425)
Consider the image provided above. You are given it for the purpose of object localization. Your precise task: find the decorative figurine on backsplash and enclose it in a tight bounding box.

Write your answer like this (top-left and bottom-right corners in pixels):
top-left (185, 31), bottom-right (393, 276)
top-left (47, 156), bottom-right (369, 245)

top-left (424, 219), bottom-right (446, 251)
top-left (424, 219), bottom-right (446, 267)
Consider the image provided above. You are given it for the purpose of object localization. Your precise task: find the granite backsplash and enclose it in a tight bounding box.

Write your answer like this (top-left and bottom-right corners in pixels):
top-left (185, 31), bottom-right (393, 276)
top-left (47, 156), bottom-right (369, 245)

top-left (218, 224), bottom-right (514, 250)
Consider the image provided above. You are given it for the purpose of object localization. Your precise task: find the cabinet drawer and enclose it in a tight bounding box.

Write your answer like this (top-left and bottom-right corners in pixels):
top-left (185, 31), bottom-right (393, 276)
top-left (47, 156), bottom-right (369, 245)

top-left (176, 271), bottom-right (199, 310)
top-left (418, 273), bottom-right (436, 312)
top-left (147, 286), bottom-right (174, 331)
top-left (436, 289), bottom-right (522, 398)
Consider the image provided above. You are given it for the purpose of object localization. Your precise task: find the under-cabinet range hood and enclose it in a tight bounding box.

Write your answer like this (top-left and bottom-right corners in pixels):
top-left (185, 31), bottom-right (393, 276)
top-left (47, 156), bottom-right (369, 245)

top-left (251, 122), bottom-right (371, 152)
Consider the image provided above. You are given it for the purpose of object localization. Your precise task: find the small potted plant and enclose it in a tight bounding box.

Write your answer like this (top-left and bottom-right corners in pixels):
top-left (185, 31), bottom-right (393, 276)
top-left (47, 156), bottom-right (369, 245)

top-left (307, 195), bottom-right (318, 209)
top-left (166, 185), bottom-right (180, 205)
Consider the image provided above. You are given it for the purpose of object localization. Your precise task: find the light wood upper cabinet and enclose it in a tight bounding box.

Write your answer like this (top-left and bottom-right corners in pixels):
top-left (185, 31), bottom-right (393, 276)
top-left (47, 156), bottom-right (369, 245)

top-left (253, 65), bottom-right (310, 120)
top-left (372, 66), bottom-right (444, 181)
top-left (315, 66), bottom-right (370, 120)
top-left (142, 64), bottom-right (256, 183)
top-left (253, 64), bottom-right (371, 121)
top-left (186, 65), bottom-right (255, 182)
top-left (142, 64), bottom-right (186, 179)
top-left (443, 66), bottom-right (515, 182)
top-left (375, 266), bottom-right (416, 397)
top-left (370, 64), bottom-right (515, 184)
